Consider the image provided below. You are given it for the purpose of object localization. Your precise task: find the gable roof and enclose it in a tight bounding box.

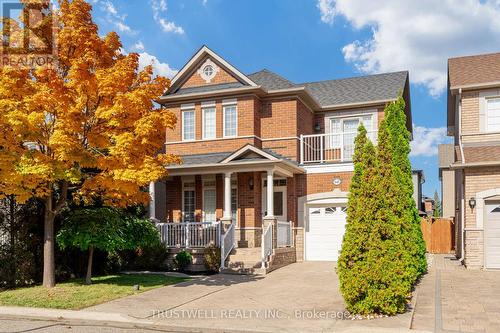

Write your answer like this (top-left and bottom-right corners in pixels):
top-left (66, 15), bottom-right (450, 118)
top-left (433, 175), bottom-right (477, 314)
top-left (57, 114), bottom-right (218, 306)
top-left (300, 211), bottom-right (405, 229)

top-left (448, 52), bottom-right (500, 90)
top-left (161, 46), bottom-right (409, 111)
top-left (167, 45), bottom-right (257, 94)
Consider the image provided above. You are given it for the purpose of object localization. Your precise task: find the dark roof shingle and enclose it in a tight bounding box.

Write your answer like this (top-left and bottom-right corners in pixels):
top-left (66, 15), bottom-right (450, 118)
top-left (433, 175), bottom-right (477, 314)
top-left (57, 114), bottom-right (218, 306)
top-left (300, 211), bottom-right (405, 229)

top-left (302, 71), bottom-right (408, 107)
top-left (180, 152), bottom-right (232, 165)
top-left (247, 69), bottom-right (296, 90)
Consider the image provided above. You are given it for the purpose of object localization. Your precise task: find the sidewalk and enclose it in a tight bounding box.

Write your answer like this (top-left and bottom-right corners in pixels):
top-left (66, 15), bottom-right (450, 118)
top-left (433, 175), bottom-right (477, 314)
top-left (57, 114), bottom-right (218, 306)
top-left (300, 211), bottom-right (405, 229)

top-left (0, 306), bottom-right (429, 333)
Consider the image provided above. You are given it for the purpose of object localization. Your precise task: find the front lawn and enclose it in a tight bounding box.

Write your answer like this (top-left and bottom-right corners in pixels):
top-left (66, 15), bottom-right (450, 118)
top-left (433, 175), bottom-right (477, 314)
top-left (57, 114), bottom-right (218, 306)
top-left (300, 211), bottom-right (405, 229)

top-left (0, 274), bottom-right (188, 309)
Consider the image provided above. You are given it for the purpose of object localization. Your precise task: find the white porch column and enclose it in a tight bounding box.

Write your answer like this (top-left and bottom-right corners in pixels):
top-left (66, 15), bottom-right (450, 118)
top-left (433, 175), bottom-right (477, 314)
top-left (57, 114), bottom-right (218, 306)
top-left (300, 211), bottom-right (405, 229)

top-left (266, 170), bottom-right (274, 217)
top-left (223, 172), bottom-right (232, 219)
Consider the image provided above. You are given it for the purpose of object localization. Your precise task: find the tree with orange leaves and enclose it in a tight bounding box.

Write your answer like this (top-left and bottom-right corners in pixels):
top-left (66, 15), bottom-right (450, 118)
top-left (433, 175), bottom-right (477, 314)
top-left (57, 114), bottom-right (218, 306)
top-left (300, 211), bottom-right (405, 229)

top-left (0, 0), bottom-right (178, 287)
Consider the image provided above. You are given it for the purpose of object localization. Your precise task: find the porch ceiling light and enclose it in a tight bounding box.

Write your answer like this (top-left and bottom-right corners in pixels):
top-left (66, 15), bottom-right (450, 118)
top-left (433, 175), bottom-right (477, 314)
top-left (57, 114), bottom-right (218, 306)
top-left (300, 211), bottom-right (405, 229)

top-left (469, 197), bottom-right (476, 209)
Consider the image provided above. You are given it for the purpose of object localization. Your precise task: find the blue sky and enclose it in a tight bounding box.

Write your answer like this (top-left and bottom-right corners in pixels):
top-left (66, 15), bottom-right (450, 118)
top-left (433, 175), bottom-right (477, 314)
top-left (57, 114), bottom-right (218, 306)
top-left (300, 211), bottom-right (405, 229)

top-left (88, 0), bottom-right (500, 198)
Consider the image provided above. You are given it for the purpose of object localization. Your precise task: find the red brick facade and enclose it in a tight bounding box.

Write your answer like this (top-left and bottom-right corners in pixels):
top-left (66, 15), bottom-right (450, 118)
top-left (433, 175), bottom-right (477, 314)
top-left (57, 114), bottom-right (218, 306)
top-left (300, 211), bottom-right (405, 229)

top-left (160, 53), bottom-right (403, 251)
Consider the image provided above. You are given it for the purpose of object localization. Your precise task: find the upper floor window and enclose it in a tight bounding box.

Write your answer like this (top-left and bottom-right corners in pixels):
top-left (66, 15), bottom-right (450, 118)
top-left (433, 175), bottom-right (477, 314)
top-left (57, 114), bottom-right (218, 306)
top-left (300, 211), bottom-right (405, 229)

top-left (182, 109), bottom-right (195, 141)
top-left (487, 98), bottom-right (500, 132)
top-left (329, 114), bottom-right (374, 160)
top-left (202, 106), bottom-right (216, 139)
top-left (223, 103), bottom-right (237, 137)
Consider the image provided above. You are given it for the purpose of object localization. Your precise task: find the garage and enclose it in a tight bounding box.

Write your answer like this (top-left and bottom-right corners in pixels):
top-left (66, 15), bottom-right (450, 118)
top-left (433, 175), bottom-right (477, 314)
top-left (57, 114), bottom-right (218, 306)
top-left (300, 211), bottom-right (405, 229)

top-left (485, 200), bottom-right (500, 269)
top-left (305, 206), bottom-right (347, 261)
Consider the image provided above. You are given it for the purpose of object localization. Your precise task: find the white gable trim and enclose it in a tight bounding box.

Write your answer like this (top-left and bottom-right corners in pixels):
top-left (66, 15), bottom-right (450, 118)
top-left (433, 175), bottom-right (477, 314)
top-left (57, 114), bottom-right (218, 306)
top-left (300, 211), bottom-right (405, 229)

top-left (170, 46), bottom-right (257, 89)
top-left (220, 145), bottom-right (279, 164)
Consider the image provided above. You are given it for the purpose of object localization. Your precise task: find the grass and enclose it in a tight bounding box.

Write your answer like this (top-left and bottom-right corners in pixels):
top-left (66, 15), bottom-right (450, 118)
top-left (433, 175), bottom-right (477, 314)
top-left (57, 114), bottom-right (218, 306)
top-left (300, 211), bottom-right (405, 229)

top-left (0, 274), bottom-right (188, 310)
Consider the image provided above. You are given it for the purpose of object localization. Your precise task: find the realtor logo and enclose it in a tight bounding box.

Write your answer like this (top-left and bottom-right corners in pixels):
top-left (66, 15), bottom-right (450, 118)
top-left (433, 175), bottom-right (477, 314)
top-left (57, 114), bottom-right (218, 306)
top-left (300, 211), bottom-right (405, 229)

top-left (1, 0), bottom-right (56, 67)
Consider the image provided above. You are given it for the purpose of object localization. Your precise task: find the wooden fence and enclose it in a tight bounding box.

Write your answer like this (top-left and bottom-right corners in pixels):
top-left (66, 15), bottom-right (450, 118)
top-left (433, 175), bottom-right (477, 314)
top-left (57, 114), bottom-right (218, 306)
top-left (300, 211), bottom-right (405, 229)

top-left (420, 217), bottom-right (455, 254)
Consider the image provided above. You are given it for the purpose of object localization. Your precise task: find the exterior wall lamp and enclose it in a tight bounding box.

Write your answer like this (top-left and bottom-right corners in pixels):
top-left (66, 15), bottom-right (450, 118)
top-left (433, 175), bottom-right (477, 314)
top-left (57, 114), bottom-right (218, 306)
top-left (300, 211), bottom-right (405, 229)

top-left (469, 197), bottom-right (476, 209)
top-left (248, 177), bottom-right (254, 190)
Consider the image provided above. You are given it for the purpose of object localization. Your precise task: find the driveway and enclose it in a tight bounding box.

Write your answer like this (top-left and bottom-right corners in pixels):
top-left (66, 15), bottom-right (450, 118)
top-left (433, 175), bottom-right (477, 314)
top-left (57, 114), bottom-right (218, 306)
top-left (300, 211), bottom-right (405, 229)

top-left (87, 262), bottom-right (415, 333)
top-left (412, 255), bottom-right (500, 333)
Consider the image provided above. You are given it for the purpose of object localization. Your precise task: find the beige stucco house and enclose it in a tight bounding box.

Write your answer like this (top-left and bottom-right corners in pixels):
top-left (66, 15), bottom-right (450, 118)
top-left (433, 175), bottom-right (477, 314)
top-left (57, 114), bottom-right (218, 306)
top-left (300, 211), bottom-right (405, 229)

top-left (446, 52), bottom-right (500, 269)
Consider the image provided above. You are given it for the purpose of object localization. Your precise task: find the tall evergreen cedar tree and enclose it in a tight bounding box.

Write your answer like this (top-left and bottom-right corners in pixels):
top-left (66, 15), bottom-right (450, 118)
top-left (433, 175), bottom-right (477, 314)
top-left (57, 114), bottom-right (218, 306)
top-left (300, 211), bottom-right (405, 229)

top-left (0, 0), bottom-right (178, 287)
top-left (338, 97), bottom-right (427, 315)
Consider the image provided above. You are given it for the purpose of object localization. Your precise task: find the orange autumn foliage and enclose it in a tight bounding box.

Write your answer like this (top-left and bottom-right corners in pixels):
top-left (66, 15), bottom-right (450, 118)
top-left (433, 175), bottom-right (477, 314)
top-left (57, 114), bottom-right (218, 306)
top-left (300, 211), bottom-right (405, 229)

top-left (0, 0), bottom-right (179, 207)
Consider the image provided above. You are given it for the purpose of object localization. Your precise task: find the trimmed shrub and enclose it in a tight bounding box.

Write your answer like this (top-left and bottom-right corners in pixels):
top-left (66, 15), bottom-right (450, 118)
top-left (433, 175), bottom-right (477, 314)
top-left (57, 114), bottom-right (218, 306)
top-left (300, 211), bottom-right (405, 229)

top-left (203, 245), bottom-right (221, 273)
top-left (338, 97), bottom-right (427, 315)
top-left (174, 251), bottom-right (192, 271)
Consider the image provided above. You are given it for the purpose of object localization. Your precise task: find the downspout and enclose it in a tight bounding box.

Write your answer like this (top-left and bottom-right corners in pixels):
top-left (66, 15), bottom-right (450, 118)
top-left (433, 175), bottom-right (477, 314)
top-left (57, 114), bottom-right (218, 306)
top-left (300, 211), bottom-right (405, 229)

top-left (457, 88), bottom-right (465, 263)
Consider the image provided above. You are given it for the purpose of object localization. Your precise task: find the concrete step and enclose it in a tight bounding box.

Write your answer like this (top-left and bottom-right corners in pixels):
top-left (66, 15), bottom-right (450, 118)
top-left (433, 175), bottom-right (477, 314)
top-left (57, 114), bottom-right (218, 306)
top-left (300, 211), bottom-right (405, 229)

top-left (220, 267), bottom-right (267, 275)
top-left (227, 260), bottom-right (262, 269)
top-left (230, 247), bottom-right (262, 255)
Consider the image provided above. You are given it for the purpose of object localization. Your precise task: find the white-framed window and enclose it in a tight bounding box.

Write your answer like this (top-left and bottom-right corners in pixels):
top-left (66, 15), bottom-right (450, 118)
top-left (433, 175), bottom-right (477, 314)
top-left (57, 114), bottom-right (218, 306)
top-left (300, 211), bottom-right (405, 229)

top-left (202, 106), bottom-right (216, 139)
top-left (231, 187), bottom-right (238, 221)
top-left (328, 114), bottom-right (374, 160)
top-left (223, 103), bottom-right (237, 137)
top-left (182, 180), bottom-right (195, 222)
top-left (182, 109), bottom-right (195, 141)
top-left (486, 97), bottom-right (500, 132)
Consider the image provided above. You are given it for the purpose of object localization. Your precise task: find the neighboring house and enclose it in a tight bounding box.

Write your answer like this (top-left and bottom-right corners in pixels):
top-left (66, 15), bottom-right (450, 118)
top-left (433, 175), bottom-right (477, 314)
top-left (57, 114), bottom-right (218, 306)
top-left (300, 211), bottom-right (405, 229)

top-left (151, 45), bottom-right (412, 270)
top-left (422, 196), bottom-right (435, 217)
top-left (438, 144), bottom-right (456, 218)
top-left (447, 52), bottom-right (500, 269)
top-left (412, 170), bottom-right (425, 215)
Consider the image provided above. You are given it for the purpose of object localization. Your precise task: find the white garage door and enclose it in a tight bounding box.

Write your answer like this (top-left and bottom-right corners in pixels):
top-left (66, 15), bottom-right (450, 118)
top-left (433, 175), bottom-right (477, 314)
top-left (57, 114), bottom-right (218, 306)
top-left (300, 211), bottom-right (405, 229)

top-left (485, 201), bottom-right (500, 269)
top-left (306, 206), bottom-right (347, 261)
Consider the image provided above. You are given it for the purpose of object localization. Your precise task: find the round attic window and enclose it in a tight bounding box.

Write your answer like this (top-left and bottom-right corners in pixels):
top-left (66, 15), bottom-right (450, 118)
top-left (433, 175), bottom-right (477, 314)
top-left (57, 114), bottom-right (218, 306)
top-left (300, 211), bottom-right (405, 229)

top-left (203, 65), bottom-right (214, 78)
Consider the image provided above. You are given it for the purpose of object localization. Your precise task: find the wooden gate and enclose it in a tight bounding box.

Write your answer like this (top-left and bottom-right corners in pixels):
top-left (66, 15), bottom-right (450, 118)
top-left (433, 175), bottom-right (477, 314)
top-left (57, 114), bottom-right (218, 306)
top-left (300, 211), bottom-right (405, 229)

top-left (420, 217), bottom-right (455, 254)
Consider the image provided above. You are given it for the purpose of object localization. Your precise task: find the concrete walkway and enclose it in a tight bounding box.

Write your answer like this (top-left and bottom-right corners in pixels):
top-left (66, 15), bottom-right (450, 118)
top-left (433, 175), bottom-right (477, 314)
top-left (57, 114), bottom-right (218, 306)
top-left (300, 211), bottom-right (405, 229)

top-left (412, 254), bottom-right (500, 333)
top-left (86, 262), bottom-right (418, 333)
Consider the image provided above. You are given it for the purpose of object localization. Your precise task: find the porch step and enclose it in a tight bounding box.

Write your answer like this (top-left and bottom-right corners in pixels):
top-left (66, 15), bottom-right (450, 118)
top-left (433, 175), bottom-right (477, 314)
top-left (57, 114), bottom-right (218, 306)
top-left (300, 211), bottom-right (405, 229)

top-left (220, 266), bottom-right (267, 275)
top-left (223, 247), bottom-right (267, 275)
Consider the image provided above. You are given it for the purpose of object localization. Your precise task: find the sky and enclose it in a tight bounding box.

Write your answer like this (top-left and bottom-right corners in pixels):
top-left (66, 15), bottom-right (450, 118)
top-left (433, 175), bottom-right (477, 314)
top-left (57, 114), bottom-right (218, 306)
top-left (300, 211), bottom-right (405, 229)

top-left (86, 0), bottom-right (500, 198)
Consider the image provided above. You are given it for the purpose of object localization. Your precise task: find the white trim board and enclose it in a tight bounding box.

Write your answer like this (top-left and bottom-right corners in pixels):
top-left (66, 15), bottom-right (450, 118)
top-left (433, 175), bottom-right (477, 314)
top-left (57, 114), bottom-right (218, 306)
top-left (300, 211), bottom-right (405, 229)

top-left (303, 163), bottom-right (354, 174)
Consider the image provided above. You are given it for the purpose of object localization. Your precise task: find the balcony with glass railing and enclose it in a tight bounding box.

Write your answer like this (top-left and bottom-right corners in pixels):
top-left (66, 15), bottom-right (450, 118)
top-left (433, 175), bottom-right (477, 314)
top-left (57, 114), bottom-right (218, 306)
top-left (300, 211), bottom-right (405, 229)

top-left (300, 130), bottom-right (377, 164)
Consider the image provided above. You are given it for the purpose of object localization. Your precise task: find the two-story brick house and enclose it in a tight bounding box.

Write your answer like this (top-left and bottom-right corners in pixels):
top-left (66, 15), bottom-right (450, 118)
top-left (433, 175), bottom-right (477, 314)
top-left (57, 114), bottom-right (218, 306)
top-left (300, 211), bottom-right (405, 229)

top-left (150, 46), bottom-right (411, 270)
top-left (446, 52), bottom-right (500, 269)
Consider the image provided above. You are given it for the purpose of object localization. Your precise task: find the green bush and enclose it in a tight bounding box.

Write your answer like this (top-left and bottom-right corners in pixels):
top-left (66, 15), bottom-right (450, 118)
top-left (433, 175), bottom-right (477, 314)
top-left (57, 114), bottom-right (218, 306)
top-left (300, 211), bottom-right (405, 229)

top-left (338, 97), bottom-right (426, 315)
top-left (203, 245), bottom-right (221, 273)
top-left (174, 251), bottom-right (192, 271)
top-left (117, 243), bottom-right (169, 271)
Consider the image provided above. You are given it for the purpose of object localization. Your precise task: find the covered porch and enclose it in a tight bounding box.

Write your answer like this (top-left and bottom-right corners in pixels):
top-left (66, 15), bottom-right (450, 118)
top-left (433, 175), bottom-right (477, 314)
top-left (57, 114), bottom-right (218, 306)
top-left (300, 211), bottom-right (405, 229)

top-left (149, 145), bottom-right (304, 271)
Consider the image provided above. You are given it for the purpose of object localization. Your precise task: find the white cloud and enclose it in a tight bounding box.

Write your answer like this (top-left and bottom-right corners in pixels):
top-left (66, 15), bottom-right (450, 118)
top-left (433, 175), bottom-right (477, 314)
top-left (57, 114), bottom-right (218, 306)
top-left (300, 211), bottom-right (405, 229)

top-left (132, 41), bottom-right (145, 52)
top-left (138, 52), bottom-right (178, 78)
top-left (97, 0), bottom-right (137, 35)
top-left (202, 0), bottom-right (208, 6)
top-left (151, 0), bottom-right (185, 35)
top-left (317, 0), bottom-right (336, 24)
top-left (317, 0), bottom-right (500, 97)
top-left (410, 126), bottom-right (449, 157)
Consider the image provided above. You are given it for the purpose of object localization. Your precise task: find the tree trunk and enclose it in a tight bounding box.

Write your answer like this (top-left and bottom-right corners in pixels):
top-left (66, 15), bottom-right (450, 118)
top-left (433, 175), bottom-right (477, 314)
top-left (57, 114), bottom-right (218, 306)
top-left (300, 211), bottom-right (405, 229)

top-left (8, 196), bottom-right (16, 287)
top-left (42, 182), bottom-right (68, 288)
top-left (85, 246), bottom-right (94, 285)
top-left (43, 197), bottom-right (56, 288)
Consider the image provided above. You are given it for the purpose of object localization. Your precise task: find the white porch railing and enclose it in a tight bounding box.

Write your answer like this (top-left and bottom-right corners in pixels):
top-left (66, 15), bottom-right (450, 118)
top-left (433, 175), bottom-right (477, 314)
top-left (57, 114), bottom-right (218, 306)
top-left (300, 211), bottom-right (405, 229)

top-left (156, 222), bottom-right (221, 248)
top-left (220, 221), bottom-right (236, 269)
top-left (261, 223), bottom-right (273, 268)
top-left (277, 221), bottom-right (293, 247)
top-left (300, 130), bottom-right (377, 164)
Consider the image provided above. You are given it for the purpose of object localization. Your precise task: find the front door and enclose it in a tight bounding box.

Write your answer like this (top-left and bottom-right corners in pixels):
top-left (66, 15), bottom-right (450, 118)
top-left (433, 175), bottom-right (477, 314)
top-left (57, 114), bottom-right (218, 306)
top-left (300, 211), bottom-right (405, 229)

top-left (262, 179), bottom-right (287, 222)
